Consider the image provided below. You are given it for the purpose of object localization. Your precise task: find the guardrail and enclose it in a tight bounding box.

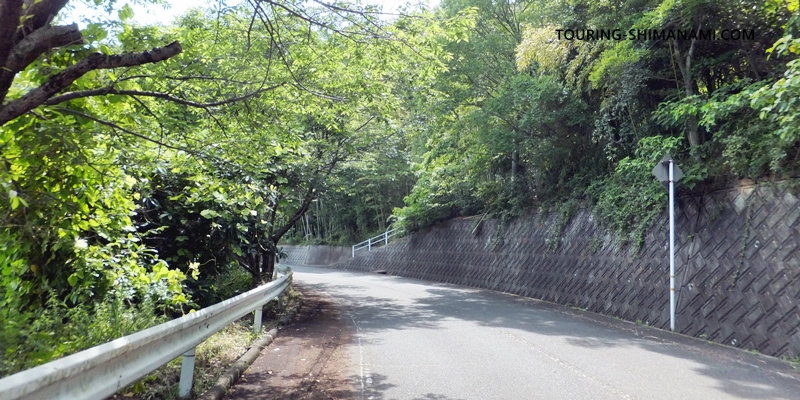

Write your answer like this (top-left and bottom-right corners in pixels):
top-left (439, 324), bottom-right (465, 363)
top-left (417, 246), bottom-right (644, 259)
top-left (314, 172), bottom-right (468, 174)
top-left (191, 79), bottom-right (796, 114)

top-left (0, 269), bottom-right (293, 400)
top-left (352, 228), bottom-right (396, 257)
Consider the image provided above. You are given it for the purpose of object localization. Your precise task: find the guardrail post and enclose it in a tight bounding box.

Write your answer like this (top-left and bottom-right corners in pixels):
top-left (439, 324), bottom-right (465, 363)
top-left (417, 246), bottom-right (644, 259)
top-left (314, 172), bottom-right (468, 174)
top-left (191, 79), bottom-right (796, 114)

top-left (254, 307), bottom-right (263, 334)
top-left (384, 230), bottom-right (388, 245)
top-left (352, 245), bottom-right (355, 257)
top-left (368, 237), bottom-right (372, 251)
top-left (179, 347), bottom-right (196, 398)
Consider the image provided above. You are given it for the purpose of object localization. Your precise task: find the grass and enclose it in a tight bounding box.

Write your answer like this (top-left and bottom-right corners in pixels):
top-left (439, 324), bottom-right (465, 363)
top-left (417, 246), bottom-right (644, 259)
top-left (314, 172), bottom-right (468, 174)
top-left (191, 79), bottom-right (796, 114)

top-left (784, 356), bottom-right (800, 368)
top-left (113, 285), bottom-right (302, 399)
top-left (563, 301), bottom-right (586, 312)
top-left (112, 319), bottom-right (256, 400)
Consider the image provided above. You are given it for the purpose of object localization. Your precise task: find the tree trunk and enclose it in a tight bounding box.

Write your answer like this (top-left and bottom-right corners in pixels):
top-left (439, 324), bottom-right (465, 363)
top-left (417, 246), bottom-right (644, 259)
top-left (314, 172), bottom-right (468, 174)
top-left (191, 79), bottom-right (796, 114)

top-left (263, 250), bottom-right (276, 282)
top-left (511, 149), bottom-right (519, 179)
top-left (672, 37), bottom-right (701, 161)
top-left (240, 253), bottom-right (260, 287)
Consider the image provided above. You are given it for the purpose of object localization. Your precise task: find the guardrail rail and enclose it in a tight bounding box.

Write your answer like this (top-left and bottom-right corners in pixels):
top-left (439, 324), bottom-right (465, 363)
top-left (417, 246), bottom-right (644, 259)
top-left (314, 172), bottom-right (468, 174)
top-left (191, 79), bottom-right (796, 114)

top-left (352, 228), bottom-right (396, 257)
top-left (0, 269), bottom-right (293, 400)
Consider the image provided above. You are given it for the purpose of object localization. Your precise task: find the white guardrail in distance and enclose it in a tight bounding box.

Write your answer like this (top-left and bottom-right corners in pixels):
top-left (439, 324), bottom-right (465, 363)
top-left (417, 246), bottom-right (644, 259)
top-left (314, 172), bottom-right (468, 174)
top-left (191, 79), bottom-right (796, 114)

top-left (352, 228), bottom-right (396, 257)
top-left (0, 269), bottom-right (292, 400)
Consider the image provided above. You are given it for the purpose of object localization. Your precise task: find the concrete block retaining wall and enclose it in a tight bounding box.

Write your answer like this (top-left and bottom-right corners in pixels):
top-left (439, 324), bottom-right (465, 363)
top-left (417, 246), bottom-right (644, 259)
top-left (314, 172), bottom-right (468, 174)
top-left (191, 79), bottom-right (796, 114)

top-left (325, 182), bottom-right (800, 358)
top-left (279, 245), bottom-right (352, 267)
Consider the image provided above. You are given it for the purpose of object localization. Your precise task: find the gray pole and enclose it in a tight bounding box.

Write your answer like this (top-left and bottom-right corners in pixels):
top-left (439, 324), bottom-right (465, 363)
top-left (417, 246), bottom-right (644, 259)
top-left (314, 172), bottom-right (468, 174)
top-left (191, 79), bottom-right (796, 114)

top-left (179, 347), bottom-right (196, 398)
top-left (254, 308), bottom-right (263, 334)
top-left (669, 160), bottom-right (676, 331)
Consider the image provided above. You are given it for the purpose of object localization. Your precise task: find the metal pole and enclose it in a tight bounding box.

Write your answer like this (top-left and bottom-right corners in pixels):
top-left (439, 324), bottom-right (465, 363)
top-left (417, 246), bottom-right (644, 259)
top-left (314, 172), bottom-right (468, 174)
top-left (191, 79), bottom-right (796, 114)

top-left (254, 308), bottom-right (263, 334)
top-left (352, 245), bottom-right (355, 257)
top-left (384, 231), bottom-right (388, 245)
top-left (178, 347), bottom-right (196, 398)
top-left (368, 237), bottom-right (372, 251)
top-left (669, 160), bottom-right (676, 332)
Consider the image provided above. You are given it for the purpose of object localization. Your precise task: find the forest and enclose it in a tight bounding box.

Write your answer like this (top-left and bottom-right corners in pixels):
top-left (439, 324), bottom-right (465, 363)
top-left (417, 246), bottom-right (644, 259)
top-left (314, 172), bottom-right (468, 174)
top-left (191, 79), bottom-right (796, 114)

top-left (1, 0), bottom-right (798, 378)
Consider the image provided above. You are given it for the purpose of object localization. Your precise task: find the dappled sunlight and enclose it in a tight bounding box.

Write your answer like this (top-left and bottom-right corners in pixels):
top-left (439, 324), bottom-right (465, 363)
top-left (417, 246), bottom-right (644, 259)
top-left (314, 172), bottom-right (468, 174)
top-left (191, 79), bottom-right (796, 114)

top-left (293, 265), bottom-right (800, 399)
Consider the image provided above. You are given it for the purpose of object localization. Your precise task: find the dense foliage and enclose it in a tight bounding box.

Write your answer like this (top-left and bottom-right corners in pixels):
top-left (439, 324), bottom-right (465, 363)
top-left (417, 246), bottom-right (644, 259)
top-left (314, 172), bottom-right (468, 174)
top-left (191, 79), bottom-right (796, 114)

top-left (394, 0), bottom-right (800, 248)
top-left (0, 0), bottom-right (458, 376)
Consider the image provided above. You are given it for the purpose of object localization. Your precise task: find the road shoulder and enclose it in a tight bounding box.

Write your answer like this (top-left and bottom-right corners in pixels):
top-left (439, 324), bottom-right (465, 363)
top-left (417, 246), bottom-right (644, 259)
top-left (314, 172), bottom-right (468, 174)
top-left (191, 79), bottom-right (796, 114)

top-left (223, 288), bottom-right (356, 400)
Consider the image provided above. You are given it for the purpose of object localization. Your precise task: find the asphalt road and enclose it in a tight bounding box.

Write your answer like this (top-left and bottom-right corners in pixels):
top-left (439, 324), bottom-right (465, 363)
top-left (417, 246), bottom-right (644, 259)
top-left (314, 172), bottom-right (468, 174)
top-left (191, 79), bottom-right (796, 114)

top-left (289, 265), bottom-right (800, 400)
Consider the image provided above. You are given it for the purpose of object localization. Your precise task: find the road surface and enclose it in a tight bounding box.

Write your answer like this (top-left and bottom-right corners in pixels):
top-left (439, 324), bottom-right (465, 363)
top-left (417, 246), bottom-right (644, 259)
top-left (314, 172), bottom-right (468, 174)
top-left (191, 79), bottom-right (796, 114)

top-left (288, 265), bottom-right (800, 400)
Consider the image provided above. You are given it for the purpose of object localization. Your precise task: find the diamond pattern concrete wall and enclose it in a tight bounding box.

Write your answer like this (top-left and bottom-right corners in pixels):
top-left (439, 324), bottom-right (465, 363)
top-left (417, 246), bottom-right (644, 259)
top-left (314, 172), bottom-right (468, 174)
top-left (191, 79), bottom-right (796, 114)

top-left (280, 245), bottom-right (352, 267)
top-left (328, 182), bottom-right (800, 358)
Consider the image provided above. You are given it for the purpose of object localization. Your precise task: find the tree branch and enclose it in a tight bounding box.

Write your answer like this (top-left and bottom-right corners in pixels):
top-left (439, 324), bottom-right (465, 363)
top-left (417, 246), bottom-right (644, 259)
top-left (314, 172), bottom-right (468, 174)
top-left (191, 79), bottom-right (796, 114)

top-left (271, 185), bottom-right (315, 243)
top-left (17, 0), bottom-right (70, 39)
top-left (0, 0), bottom-right (24, 68)
top-left (7, 24), bottom-right (83, 72)
top-left (0, 41), bottom-right (182, 126)
top-left (118, 74), bottom-right (253, 84)
top-left (44, 83), bottom-right (282, 108)
top-left (51, 107), bottom-right (199, 155)
top-left (0, 24), bottom-right (83, 103)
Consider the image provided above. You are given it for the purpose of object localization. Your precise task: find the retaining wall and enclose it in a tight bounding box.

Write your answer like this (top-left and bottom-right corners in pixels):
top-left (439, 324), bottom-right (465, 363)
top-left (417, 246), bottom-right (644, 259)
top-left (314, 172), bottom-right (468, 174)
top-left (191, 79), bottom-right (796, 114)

top-left (278, 245), bottom-right (352, 267)
top-left (329, 181), bottom-right (800, 358)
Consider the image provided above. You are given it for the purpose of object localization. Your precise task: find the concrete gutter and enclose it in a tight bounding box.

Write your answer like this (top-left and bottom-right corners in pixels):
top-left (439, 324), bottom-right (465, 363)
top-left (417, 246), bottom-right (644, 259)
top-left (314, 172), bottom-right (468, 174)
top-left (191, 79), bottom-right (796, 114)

top-left (198, 294), bottom-right (303, 400)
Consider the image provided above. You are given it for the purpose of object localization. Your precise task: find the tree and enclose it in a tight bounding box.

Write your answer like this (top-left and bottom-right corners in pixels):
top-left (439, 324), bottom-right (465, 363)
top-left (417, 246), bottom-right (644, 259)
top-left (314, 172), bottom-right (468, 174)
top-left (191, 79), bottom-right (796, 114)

top-left (394, 0), bottom-right (608, 231)
top-left (0, 0), bottom-right (439, 374)
top-left (0, 0), bottom-right (183, 126)
top-left (398, 0), bottom-right (800, 246)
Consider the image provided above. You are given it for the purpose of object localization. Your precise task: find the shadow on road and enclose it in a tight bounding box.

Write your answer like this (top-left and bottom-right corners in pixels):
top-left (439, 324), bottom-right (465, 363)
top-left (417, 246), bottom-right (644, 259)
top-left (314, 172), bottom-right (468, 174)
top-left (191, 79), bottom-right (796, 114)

top-left (292, 266), bottom-right (800, 400)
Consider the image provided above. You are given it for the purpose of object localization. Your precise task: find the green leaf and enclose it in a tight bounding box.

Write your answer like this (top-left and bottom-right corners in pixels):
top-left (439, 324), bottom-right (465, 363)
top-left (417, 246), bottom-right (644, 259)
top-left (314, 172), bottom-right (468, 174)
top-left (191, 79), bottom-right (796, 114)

top-left (83, 23), bottom-right (108, 42)
top-left (119, 4), bottom-right (134, 21)
top-left (200, 209), bottom-right (219, 219)
top-left (154, 266), bottom-right (169, 281)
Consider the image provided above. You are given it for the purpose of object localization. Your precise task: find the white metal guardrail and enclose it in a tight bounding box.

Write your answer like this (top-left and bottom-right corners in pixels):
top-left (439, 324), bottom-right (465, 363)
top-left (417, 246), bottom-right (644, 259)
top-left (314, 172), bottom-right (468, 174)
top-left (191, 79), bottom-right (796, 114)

top-left (352, 228), bottom-right (396, 257)
top-left (0, 269), bottom-right (292, 400)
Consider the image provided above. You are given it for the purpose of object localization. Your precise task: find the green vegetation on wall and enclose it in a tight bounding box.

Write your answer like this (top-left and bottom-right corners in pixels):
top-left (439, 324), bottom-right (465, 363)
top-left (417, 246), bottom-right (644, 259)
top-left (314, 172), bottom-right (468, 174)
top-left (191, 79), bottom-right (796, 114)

top-left (393, 0), bottom-right (800, 251)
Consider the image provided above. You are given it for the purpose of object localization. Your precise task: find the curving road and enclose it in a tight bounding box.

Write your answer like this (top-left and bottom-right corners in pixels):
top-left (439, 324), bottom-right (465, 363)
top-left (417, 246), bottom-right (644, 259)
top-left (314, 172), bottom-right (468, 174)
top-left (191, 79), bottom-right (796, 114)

top-left (289, 265), bottom-right (800, 400)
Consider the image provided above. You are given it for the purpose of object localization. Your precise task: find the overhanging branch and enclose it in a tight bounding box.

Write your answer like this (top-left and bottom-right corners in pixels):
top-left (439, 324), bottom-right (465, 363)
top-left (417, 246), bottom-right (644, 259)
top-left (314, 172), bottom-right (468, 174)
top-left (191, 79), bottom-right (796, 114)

top-left (44, 83), bottom-right (283, 108)
top-left (52, 107), bottom-right (199, 155)
top-left (0, 24), bottom-right (84, 102)
top-left (271, 185), bottom-right (315, 243)
top-left (0, 41), bottom-right (183, 126)
top-left (0, 0), bottom-right (24, 68)
top-left (17, 0), bottom-right (71, 41)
